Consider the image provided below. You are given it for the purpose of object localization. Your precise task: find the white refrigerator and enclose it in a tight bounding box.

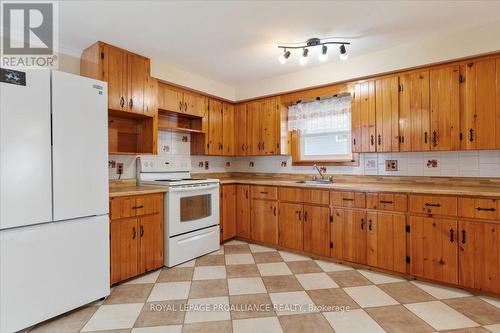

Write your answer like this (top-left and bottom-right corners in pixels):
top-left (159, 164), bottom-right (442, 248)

top-left (0, 69), bottom-right (110, 333)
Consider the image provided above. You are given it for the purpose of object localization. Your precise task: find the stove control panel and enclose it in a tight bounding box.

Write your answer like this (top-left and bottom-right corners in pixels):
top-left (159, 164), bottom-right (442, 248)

top-left (137, 157), bottom-right (191, 173)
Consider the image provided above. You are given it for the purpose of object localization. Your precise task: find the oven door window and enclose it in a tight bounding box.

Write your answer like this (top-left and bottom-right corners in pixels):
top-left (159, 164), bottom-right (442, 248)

top-left (180, 194), bottom-right (212, 222)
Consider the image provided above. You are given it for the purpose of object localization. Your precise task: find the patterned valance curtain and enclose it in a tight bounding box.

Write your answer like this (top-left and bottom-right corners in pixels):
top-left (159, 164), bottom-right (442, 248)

top-left (288, 95), bottom-right (352, 133)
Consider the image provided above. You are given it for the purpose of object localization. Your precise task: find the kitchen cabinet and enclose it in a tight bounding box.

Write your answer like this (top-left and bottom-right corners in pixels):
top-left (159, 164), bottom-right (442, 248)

top-left (331, 191), bottom-right (366, 208)
top-left (342, 209), bottom-right (367, 264)
top-left (208, 99), bottom-right (224, 155)
top-left (236, 185), bottom-right (251, 238)
top-left (303, 205), bottom-right (330, 257)
top-left (222, 103), bottom-right (235, 156)
top-left (461, 58), bottom-right (499, 150)
top-left (459, 198), bottom-right (500, 220)
top-left (330, 208), bottom-right (344, 260)
top-left (251, 198), bottom-right (278, 245)
top-left (459, 220), bottom-right (500, 294)
top-left (158, 84), bottom-right (207, 118)
top-left (399, 71), bottom-right (431, 152)
top-left (235, 104), bottom-right (248, 155)
top-left (352, 80), bottom-right (376, 152)
top-left (375, 76), bottom-right (400, 152)
top-left (366, 193), bottom-right (407, 212)
top-left (221, 184), bottom-right (237, 241)
top-left (109, 193), bottom-right (163, 284)
top-left (247, 97), bottom-right (283, 155)
top-left (409, 216), bottom-right (458, 284)
top-left (429, 65), bottom-right (460, 151)
top-left (278, 202), bottom-right (304, 250)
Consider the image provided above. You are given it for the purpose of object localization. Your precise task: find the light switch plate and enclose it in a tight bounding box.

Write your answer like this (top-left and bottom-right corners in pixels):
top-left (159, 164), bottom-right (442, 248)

top-left (385, 160), bottom-right (398, 171)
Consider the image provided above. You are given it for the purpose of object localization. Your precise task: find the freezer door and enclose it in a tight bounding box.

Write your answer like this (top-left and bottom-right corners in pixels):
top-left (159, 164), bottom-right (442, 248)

top-left (0, 69), bottom-right (52, 229)
top-left (0, 216), bottom-right (110, 333)
top-left (51, 71), bottom-right (108, 221)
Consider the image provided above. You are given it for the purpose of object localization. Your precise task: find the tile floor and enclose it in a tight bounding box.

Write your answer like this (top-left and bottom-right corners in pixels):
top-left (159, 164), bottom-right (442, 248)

top-left (28, 239), bottom-right (500, 333)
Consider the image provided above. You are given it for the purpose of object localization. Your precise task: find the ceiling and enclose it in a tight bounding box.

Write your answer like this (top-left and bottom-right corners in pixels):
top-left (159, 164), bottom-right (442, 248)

top-left (60, 1), bottom-right (500, 86)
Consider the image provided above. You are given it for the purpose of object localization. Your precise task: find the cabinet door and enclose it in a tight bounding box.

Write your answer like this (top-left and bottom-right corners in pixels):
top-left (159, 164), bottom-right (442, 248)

top-left (139, 214), bottom-right (163, 274)
top-left (399, 71), bottom-right (430, 152)
top-left (110, 217), bottom-right (139, 283)
top-left (235, 104), bottom-right (248, 155)
top-left (208, 99), bottom-right (223, 155)
top-left (409, 216), bottom-right (458, 284)
top-left (260, 98), bottom-right (278, 155)
top-left (222, 103), bottom-right (235, 156)
top-left (183, 92), bottom-right (206, 117)
top-left (353, 81), bottom-right (376, 152)
top-left (331, 208), bottom-right (344, 260)
top-left (375, 76), bottom-right (399, 152)
top-left (429, 65), bottom-right (460, 151)
top-left (462, 59), bottom-right (498, 150)
top-left (127, 53), bottom-right (147, 114)
top-left (343, 210), bottom-right (367, 264)
top-left (278, 202), bottom-right (303, 250)
top-left (221, 184), bottom-right (237, 241)
top-left (304, 205), bottom-right (330, 257)
top-left (236, 185), bottom-right (251, 238)
top-left (104, 45), bottom-right (128, 111)
top-left (459, 220), bottom-right (500, 294)
top-left (367, 213), bottom-right (406, 273)
top-left (160, 85), bottom-right (183, 113)
top-left (251, 199), bottom-right (278, 244)
top-left (247, 101), bottom-right (262, 155)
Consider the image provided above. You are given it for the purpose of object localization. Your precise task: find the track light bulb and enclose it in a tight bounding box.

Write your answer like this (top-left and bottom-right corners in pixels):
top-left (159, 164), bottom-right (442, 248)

top-left (339, 44), bottom-right (348, 61)
top-left (299, 48), bottom-right (309, 65)
top-left (318, 45), bottom-right (328, 62)
top-left (278, 50), bottom-right (291, 64)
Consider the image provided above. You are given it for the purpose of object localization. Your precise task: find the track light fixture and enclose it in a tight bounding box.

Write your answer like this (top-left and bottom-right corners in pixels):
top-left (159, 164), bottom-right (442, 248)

top-left (277, 37), bottom-right (350, 65)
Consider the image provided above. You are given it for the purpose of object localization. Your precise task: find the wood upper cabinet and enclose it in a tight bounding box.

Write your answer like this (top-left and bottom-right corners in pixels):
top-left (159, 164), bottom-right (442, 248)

top-left (105, 45), bottom-right (128, 112)
top-left (221, 184), bottom-right (237, 241)
top-left (222, 103), bottom-right (235, 156)
top-left (375, 76), bottom-right (400, 152)
top-left (399, 71), bottom-right (431, 152)
top-left (342, 209), bottom-right (367, 264)
top-left (235, 104), bottom-right (248, 155)
top-left (208, 99), bottom-right (224, 155)
top-left (159, 85), bottom-right (183, 113)
top-left (461, 58), bottom-right (499, 150)
top-left (352, 80), bottom-right (376, 152)
top-left (158, 84), bottom-right (207, 117)
top-left (236, 185), bottom-right (251, 239)
top-left (429, 65), bottom-right (460, 151)
top-left (184, 92), bottom-right (207, 117)
top-left (127, 53), bottom-right (148, 114)
top-left (459, 220), bottom-right (500, 294)
top-left (278, 202), bottom-right (303, 250)
top-left (246, 97), bottom-right (282, 156)
top-left (303, 205), bottom-right (330, 257)
top-left (409, 216), bottom-right (458, 284)
top-left (251, 199), bottom-right (278, 244)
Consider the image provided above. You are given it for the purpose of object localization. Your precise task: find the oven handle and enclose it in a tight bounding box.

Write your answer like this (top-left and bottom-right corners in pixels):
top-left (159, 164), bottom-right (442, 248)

top-left (169, 184), bottom-right (219, 193)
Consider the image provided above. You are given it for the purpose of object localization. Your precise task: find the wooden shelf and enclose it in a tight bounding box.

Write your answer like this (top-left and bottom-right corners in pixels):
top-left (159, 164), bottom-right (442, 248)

top-left (158, 126), bottom-right (205, 134)
top-left (109, 108), bottom-right (155, 120)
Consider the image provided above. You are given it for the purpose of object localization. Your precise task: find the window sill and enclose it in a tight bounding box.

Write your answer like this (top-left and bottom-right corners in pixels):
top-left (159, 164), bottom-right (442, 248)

top-left (291, 154), bottom-right (359, 166)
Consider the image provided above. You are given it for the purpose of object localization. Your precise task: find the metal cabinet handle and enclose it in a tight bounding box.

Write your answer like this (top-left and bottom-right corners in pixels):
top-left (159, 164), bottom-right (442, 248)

top-left (469, 128), bottom-right (474, 142)
top-left (242, 144), bottom-right (245, 151)
top-left (370, 135), bottom-right (374, 146)
top-left (179, 101), bottom-right (183, 112)
top-left (140, 225), bottom-right (144, 237)
top-left (380, 200), bottom-right (393, 204)
top-left (132, 205), bottom-right (144, 209)
top-left (273, 207), bottom-right (276, 216)
top-left (360, 218), bottom-right (365, 230)
top-left (461, 230), bottom-right (466, 244)
top-left (297, 211), bottom-right (301, 221)
top-left (432, 131), bottom-right (437, 146)
top-left (132, 227), bottom-right (136, 239)
top-left (450, 228), bottom-right (455, 242)
top-left (260, 191), bottom-right (268, 195)
top-left (476, 207), bottom-right (496, 212)
top-left (424, 131), bottom-right (428, 144)
top-left (377, 134), bottom-right (382, 145)
top-left (120, 96), bottom-right (125, 108)
top-left (368, 219), bottom-right (373, 231)
top-left (304, 211), bottom-right (308, 222)
top-left (129, 98), bottom-right (133, 109)
top-left (342, 198), bottom-right (354, 202)
top-left (184, 102), bottom-right (188, 112)
top-left (245, 190), bottom-right (248, 199)
top-left (262, 142), bottom-right (265, 150)
top-left (424, 203), bottom-right (441, 207)
top-left (258, 142), bottom-right (261, 150)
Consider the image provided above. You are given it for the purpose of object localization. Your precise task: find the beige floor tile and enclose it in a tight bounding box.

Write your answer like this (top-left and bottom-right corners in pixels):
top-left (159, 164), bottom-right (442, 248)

top-left (307, 288), bottom-right (359, 309)
top-left (147, 282), bottom-right (191, 301)
top-left (358, 269), bottom-right (406, 284)
top-left (123, 270), bottom-right (161, 285)
top-left (195, 254), bottom-right (225, 266)
top-left (328, 270), bottom-right (372, 287)
top-left (225, 253), bottom-right (255, 265)
top-left (253, 251), bottom-right (284, 263)
top-left (81, 304), bottom-right (143, 332)
top-left (269, 291), bottom-right (317, 316)
top-left (182, 320), bottom-right (232, 333)
top-left (279, 313), bottom-right (334, 333)
top-left (262, 275), bottom-right (304, 293)
top-left (344, 285), bottom-right (399, 308)
top-left (224, 244), bottom-right (251, 254)
top-left (323, 308), bottom-right (386, 333)
top-left (104, 284), bottom-right (153, 305)
top-left (207, 246), bottom-right (224, 256)
top-left (226, 264), bottom-right (260, 278)
top-left (233, 316), bottom-right (283, 333)
top-left (257, 262), bottom-right (292, 276)
top-left (175, 259), bottom-right (195, 268)
top-left (485, 324), bottom-right (500, 333)
top-left (192, 266), bottom-right (226, 280)
top-left (157, 267), bottom-right (194, 283)
top-left (29, 306), bottom-right (97, 333)
top-left (189, 279), bottom-right (228, 299)
top-left (134, 301), bottom-right (186, 327)
top-left (378, 282), bottom-right (436, 304)
top-left (365, 304), bottom-right (434, 333)
top-left (228, 277), bottom-right (267, 295)
top-left (225, 240), bottom-right (248, 245)
top-left (481, 296), bottom-right (500, 309)
top-left (279, 251), bottom-right (310, 262)
top-left (315, 260), bottom-right (353, 272)
top-left (184, 296), bottom-right (231, 323)
top-left (131, 325), bottom-right (182, 333)
top-left (83, 330), bottom-right (131, 333)
top-left (405, 300), bottom-right (479, 331)
top-left (286, 260), bottom-right (323, 274)
top-left (249, 244), bottom-right (276, 253)
top-left (444, 297), bottom-right (500, 325)
top-left (230, 293), bottom-right (275, 320)
top-left (439, 327), bottom-right (493, 333)
top-left (410, 280), bottom-right (472, 300)
top-left (295, 273), bottom-right (339, 290)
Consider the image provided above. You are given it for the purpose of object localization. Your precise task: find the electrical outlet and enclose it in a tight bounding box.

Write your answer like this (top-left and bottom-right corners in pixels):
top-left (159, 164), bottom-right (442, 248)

top-left (385, 160), bottom-right (398, 171)
top-left (116, 163), bottom-right (124, 175)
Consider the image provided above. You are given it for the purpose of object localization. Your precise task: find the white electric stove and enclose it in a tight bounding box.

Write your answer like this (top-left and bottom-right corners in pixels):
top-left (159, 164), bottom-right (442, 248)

top-left (137, 157), bottom-right (220, 267)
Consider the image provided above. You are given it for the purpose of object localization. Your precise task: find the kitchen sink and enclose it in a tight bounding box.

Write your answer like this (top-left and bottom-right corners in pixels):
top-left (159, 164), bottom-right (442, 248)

top-left (296, 179), bottom-right (332, 184)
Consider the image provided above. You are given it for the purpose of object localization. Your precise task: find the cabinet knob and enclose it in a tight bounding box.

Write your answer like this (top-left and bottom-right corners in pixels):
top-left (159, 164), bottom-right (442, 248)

top-left (129, 98), bottom-right (133, 109)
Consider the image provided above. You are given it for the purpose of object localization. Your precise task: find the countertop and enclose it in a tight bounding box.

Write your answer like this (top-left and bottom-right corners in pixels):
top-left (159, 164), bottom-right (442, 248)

top-left (109, 185), bottom-right (167, 198)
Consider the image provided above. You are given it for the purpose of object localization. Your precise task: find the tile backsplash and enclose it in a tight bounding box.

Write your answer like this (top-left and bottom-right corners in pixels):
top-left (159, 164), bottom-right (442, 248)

top-left (109, 130), bottom-right (500, 179)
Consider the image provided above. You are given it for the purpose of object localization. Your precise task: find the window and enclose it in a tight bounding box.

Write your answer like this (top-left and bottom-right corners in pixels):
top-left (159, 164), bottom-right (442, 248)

top-left (288, 95), bottom-right (352, 162)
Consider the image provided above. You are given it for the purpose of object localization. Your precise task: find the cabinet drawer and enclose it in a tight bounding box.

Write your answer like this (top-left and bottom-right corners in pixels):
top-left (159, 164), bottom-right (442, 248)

top-left (330, 191), bottom-right (365, 208)
top-left (366, 193), bottom-right (407, 212)
top-left (251, 186), bottom-right (278, 200)
top-left (279, 187), bottom-right (329, 205)
top-left (459, 198), bottom-right (500, 220)
top-left (110, 193), bottom-right (163, 220)
top-left (135, 194), bottom-right (163, 216)
top-left (409, 195), bottom-right (457, 216)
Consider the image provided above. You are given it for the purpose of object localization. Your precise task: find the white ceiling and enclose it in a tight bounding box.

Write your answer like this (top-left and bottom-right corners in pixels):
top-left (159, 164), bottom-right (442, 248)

top-left (60, 1), bottom-right (500, 86)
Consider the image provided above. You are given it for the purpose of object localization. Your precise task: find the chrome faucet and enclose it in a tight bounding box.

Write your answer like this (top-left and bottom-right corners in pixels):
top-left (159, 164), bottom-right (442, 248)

top-left (313, 164), bottom-right (326, 179)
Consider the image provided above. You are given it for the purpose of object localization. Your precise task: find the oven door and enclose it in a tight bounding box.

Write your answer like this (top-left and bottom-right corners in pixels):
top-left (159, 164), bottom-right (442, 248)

top-left (167, 183), bottom-right (219, 236)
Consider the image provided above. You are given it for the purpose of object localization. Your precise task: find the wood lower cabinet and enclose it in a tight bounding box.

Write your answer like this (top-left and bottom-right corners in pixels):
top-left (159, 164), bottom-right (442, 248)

top-left (236, 185), bottom-right (251, 238)
top-left (109, 193), bottom-right (164, 285)
top-left (409, 216), bottom-right (458, 284)
top-left (331, 208), bottom-right (344, 260)
top-left (303, 205), bottom-right (330, 257)
top-left (221, 184), bottom-right (237, 241)
top-left (251, 199), bottom-right (278, 244)
top-left (342, 209), bottom-right (367, 264)
top-left (278, 202), bottom-right (303, 250)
